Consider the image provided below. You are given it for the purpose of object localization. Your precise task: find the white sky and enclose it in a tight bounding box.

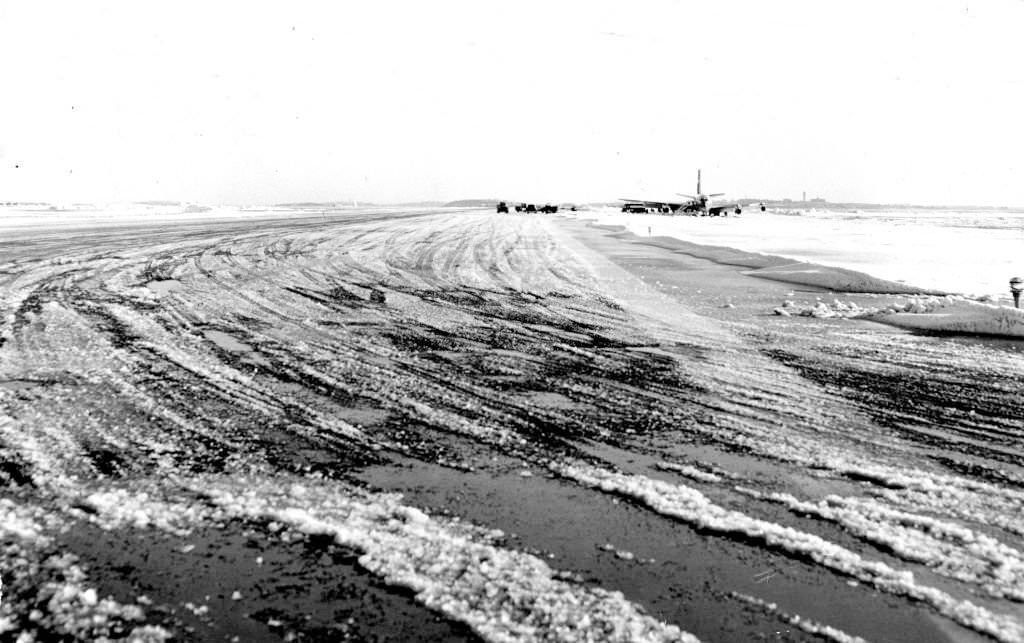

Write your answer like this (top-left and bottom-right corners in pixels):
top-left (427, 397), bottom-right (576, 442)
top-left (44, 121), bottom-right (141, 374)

top-left (1, 0), bottom-right (1022, 206)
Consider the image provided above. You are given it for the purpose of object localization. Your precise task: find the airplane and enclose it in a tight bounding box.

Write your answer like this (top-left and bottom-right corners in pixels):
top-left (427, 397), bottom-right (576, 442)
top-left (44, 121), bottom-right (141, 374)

top-left (621, 170), bottom-right (762, 216)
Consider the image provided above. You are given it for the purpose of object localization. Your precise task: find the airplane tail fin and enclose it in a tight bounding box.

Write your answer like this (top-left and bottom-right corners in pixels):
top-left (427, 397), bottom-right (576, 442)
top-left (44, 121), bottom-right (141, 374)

top-left (697, 169), bottom-right (701, 196)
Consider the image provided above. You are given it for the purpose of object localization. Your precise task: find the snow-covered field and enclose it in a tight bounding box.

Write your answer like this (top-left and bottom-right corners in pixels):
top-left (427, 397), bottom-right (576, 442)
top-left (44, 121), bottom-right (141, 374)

top-left (0, 202), bottom-right (429, 231)
top-left (2, 206), bottom-right (1024, 642)
top-left (585, 207), bottom-right (1024, 337)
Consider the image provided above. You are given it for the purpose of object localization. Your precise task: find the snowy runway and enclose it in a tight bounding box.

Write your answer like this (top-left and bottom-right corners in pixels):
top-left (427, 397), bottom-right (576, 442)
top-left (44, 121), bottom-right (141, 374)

top-left (1, 208), bottom-right (1023, 642)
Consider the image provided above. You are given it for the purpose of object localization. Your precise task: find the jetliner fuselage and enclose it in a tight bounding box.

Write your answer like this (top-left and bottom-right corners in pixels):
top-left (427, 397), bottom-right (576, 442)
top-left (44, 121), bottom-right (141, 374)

top-left (621, 170), bottom-right (741, 216)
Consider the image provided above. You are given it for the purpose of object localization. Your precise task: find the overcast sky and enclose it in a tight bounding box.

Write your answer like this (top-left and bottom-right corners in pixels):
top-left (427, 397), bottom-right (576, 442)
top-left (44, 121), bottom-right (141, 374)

top-left (1, 1), bottom-right (1022, 206)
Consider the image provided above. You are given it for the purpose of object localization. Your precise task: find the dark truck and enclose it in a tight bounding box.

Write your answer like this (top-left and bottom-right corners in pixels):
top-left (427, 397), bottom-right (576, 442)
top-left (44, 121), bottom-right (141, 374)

top-left (509, 203), bottom-right (557, 213)
top-left (496, 201), bottom-right (509, 213)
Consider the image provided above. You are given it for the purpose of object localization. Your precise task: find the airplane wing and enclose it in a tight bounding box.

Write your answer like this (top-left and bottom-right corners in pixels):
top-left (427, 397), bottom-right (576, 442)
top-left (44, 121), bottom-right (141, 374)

top-left (620, 198), bottom-right (686, 207)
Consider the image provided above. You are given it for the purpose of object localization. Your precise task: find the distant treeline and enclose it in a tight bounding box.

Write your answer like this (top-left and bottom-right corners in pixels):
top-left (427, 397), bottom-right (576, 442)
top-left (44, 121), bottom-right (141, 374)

top-left (273, 202), bottom-right (370, 208)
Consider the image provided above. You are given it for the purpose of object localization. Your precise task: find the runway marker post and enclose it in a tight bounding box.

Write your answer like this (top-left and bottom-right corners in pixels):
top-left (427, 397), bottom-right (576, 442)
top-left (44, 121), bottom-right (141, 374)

top-left (1010, 276), bottom-right (1023, 308)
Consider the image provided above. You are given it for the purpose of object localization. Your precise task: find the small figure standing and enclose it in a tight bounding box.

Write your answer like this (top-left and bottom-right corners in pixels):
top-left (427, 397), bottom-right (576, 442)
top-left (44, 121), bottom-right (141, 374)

top-left (1010, 276), bottom-right (1023, 308)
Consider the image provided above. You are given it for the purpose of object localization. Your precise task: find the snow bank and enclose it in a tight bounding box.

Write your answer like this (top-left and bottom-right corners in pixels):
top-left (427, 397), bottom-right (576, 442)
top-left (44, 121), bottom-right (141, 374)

top-left (554, 461), bottom-right (1024, 643)
top-left (775, 294), bottom-right (1024, 337)
top-left (867, 297), bottom-right (1024, 337)
top-left (773, 297), bottom-right (871, 319)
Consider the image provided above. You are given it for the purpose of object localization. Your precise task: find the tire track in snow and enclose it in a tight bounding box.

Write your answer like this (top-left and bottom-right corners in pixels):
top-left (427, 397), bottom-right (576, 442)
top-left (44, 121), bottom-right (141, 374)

top-left (554, 461), bottom-right (1023, 643)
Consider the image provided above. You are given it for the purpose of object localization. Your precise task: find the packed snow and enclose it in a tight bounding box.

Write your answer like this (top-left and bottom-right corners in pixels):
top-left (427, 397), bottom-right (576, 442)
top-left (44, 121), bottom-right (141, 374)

top-left (775, 294), bottom-right (1024, 337)
top-left (586, 207), bottom-right (1024, 337)
top-left (587, 207), bottom-right (1024, 299)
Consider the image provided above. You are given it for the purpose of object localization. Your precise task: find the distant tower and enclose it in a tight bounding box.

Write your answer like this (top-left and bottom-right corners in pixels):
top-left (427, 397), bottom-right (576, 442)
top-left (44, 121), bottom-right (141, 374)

top-left (802, 191), bottom-right (806, 202)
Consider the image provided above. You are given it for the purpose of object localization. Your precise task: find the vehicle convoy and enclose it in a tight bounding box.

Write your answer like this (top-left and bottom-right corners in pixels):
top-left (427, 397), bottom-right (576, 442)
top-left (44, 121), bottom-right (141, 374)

top-left (511, 203), bottom-right (558, 214)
